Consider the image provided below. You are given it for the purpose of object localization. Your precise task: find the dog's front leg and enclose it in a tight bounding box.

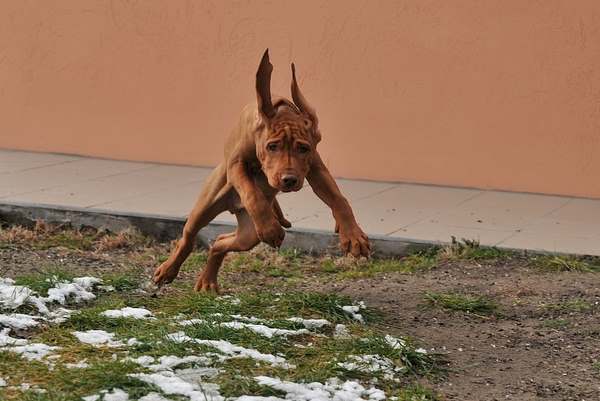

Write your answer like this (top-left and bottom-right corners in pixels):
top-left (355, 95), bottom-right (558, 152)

top-left (228, 160), bottom-right (285, 248)
top-left (307, 153), bottom-right (370, 257)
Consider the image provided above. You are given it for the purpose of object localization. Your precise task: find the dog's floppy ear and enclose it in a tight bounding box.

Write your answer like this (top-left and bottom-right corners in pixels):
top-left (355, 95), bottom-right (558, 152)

top-left (256, 49), bottom-right (276, 121)
top-left (291, 63), bottom-right (319, 127)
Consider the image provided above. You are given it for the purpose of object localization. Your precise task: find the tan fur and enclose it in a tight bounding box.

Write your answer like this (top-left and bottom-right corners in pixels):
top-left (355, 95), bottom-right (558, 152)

top-left (153, 49), bottom-right (370, 292)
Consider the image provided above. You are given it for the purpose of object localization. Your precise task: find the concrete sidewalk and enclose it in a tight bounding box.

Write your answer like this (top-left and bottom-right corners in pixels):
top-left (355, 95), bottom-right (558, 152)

top-left (1, 149), bottom-right (599, 256)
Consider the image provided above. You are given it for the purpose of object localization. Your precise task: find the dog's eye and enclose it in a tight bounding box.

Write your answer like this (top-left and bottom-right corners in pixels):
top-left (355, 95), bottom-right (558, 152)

top-left (267, 143), bottom-right (278, 152)
top-left (297, 145), bottom-right (310, 154)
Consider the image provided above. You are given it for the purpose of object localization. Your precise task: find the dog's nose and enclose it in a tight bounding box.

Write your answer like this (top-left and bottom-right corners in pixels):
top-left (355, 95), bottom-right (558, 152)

top-left (281, 174), bottom-right (298, 189)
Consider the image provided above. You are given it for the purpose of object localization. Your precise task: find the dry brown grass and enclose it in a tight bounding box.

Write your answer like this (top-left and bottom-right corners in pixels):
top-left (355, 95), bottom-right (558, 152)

top-left (0, 220), bottom-right (152, 252)
top-left (0, 219), bottom-right (54, 243)
top-left (94, 229), bottom-right (149, 252)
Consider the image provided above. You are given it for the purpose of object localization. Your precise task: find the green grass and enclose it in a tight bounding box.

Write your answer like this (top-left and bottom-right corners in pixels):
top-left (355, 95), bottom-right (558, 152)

top-left (180, 251), bottom-right (208, 272)
top-left (14, 269), bottom-right (76, 295)
top-left (541, 319), bottom-right (570, 329)
top-left (226, 253), bottom-right (267, 272)
top-left (541, 298), bottom-right (595, 314)
top-left (0, 223), bottom-right (153, 252)
top-left (23, 229), bottom-right (98, 251)
top-left (531, 255), bottom-right (600, 272)
top-left (101, 272), bottom-right (141, 292)
top-left (266, 267), bottom-right (299, 278)
top-left (0, 226), bottom-right (452, 399)
top-left (424, 291), bottom-right (498, 315)
top-left (323, 238), bottom-right (515, 280)
top-left (216, 364), bottom-right (288, 398)
top-left (321, 259), bottom-right (339, 273)
top-left (333, 252), bottom-right (438, 279)
top-left (0, 264), bottom-right (441, 400)
top-left (439, 237), bottom-right (513, 261)
top-left (224, 248), bottom-right (307, 276)
top-left (277, 247), bottom-right (305, 267)
top-left (0, 353), bottom-right (156, 401)
top-left (393, 384), bottom-right (440, 401)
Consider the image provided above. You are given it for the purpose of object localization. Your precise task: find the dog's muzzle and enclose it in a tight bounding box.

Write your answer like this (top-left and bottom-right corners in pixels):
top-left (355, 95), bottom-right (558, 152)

top-left (281, 174), bottom-right (300, 192)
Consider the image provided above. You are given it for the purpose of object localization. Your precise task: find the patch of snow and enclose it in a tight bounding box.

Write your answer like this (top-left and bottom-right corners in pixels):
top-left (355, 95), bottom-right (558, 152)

top-left (0, 313), bottom-right (40, 330)
top-left (254, 376), bottom-right (386, 400)
top-left (131, 371), bottom-right (224, 401)
top-left (220, 321), bottom-right (309, 338)
top-left (131, 355), bottom-right (214, 372)
top-left (384, 335), bottom-right (406, 350)
top-left (103, 388), bottom-right (129, 401)
top-left (83, 396), bottom-right (100, 401)
top-left (0, 279), bottom-right (37, 310)
top-left (0, 328), bottom-right (27, 346)
top-left (341, 302), bottom-right (366, 323)
top-left (167, 331), bottom-right (292, 368)
top-left (72, 330), bottom-right (124, 348)
top-left (176, 367), bottom-right (221, 381)
top-left (47, 308), bottom-right (74, 324)
top-left (65, 360), bottom-right (89, 369)
top-left (30, 298), bottom-right (51, 315)
top-left (0, 328), bottom-right (59, 361)
top-left (46, 282), bottom-right (96, 305)
top-left (138, 393), bottom-right (173, 401)
top-left (218, 295), bottom-right (241, 305)
top-left (334, 324), bottom-right (350, 338)
top-left (0, 377), bottom-right (6, 387)
top-left (178, 318), bottom-right (206, 326)
top-left (129, 355), bottom-right (155, 367)
top-left (71, 330), bottom-right (140, 349)
top-left (230, 314), bottom-right (266, 323)
top-left (98, 285), bottom-right (115, 292)
top-left (338, 355), bottom-right (403, 380)
top-left (0, 276), bottom-right (104, 316)
top-left (101, 307), bottom-right (154, 320)
top-left (11, 343), bottom-right (59, 361)
top-left (286, 317), bottom-right (330, 329)
top-left (72, 277), bottom-right (103, 289)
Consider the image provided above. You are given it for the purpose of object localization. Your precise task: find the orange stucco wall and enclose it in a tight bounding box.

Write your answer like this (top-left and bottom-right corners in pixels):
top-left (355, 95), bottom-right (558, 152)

top-left (1, 1), bottom-right (599, 198)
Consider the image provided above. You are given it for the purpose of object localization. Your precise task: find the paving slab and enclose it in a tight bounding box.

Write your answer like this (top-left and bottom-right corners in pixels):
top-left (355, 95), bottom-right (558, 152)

top-left (1, 149), bottom-right (599, 256)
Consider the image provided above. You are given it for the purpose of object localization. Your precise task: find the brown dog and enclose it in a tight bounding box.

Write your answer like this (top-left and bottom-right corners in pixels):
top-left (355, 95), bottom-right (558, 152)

top-left (152, 49), bottom-right (370, 292)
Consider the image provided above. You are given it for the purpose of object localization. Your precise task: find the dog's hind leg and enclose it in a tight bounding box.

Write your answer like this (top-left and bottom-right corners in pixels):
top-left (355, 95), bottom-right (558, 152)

top-left (194, 208), bottom-right (259, 292)
top-left (153, 163), bottom-right (231, 286)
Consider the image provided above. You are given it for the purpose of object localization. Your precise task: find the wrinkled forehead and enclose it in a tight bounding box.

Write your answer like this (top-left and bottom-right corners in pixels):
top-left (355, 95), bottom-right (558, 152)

top-left (269, 113), bottom-right (312, 143)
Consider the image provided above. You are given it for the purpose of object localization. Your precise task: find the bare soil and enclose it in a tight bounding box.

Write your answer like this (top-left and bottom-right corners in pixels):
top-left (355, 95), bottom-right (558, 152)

top-left (309, 260), bottom-right (600, 401)
top-left (1, 235), bottom-right (599, 401)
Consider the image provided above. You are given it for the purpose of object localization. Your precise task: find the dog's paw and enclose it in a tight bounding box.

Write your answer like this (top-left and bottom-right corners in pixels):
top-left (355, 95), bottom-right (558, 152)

top-left (152, 262), bottom-right (180, 286)
top-left (339, 224), bottom-right (371, 258)
top-left (256, 221), bottom-right (285, 248)
top-left (278, 216), bottom-right (292, 228)
top-left (194, 273), bottom-right (220, 293)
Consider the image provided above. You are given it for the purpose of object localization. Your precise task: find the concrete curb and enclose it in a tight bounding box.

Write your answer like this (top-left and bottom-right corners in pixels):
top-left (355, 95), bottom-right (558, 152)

top-left (0, 201), bottom-right (436, 257)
